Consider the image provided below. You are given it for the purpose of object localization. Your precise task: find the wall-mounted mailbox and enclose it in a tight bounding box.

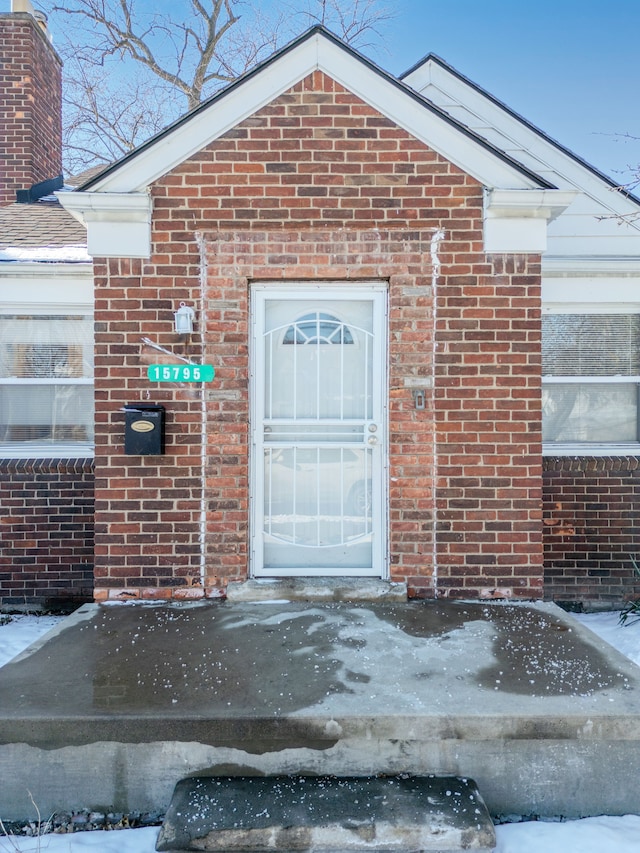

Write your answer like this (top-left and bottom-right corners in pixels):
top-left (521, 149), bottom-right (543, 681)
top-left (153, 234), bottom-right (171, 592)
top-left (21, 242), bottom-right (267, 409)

top-left (124, 403), bottom-right (165, 455)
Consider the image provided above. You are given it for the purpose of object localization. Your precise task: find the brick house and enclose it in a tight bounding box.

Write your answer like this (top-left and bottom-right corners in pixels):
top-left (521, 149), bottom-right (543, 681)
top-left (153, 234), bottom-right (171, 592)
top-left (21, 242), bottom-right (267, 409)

top-left (2, 7), bottom-right (640, 608)
top-left (0, 1), bottom-right (94, 609)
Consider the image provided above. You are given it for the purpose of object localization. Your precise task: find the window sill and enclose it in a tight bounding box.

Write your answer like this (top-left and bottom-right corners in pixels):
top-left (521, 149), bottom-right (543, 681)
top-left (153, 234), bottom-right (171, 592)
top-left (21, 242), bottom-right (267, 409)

top-left (0, 444), bottom-right (95, 459)
top-left (543, 443), bottom-right (640, 457)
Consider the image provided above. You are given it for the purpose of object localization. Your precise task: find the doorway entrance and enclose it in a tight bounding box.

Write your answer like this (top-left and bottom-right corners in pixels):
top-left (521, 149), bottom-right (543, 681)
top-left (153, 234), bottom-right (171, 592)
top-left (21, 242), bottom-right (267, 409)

top-left (250, 285), bottom-right (387, 577)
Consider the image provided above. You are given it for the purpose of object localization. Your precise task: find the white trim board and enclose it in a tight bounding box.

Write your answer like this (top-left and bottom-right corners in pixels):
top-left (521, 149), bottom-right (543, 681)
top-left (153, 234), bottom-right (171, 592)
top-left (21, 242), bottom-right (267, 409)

top-left (404, 56), bottom-right (640, 225)
top-left (65, 33), bottom-right (545, 196)
top-left (0, 277), bottom-right (93, 310)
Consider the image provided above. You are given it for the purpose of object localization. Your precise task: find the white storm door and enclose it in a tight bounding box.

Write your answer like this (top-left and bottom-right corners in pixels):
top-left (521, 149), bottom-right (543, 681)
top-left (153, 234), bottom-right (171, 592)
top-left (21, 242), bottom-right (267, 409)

top-left (251, 286), bottom-right (387, 577)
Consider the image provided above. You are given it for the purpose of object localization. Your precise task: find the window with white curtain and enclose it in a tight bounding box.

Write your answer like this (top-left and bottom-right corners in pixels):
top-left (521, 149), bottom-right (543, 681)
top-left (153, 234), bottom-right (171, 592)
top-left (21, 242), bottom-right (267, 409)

top-left (0, 313), bottom-right (94, 451)
top-left (542, 313), bottom-right (640, 446)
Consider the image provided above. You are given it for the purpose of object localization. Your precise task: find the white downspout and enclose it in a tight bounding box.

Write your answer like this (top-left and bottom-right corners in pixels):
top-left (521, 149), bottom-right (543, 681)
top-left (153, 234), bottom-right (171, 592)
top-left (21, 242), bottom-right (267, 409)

top-left (430, 228), bottom-right (446, 598)
top-left (196, 233), bottom-right (208, 588)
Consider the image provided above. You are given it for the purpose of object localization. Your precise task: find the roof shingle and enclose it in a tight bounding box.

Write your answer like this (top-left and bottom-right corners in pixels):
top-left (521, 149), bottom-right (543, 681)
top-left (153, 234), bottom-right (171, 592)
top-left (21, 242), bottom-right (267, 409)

top-left (0, 198), bottom-right (87, 249)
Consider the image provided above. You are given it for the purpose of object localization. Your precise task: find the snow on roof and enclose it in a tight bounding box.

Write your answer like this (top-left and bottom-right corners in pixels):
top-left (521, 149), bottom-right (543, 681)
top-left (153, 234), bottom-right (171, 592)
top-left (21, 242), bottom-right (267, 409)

top-left (0, 245), bottom-right (91, 262)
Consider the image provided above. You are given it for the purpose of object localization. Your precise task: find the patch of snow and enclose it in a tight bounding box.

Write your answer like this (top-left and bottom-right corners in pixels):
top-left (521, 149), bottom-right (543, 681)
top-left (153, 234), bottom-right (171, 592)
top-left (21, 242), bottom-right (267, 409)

top-left (493, 814), bottom-right (640, 853)
top-left (1, 814), bottom-right (640, 852)
top-left (0, 614), bottom-right (65, 667)
top-left (0, 246), bottom-right (90, 263)
top-left (573, 611), bottom-right (640, 668)
top-left (0, 826), bottom-right (160, 851)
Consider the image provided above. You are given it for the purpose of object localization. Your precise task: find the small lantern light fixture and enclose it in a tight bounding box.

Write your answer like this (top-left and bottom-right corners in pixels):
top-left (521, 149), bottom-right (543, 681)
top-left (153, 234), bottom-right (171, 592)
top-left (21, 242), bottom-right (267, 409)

top-left (174, 302), bottom-right (195, 335)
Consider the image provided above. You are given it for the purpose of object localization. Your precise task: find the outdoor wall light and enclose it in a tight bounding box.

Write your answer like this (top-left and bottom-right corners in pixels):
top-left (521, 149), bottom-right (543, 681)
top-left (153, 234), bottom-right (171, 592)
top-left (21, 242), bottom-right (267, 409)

top-left (174, 302), bottom-right (195, 335)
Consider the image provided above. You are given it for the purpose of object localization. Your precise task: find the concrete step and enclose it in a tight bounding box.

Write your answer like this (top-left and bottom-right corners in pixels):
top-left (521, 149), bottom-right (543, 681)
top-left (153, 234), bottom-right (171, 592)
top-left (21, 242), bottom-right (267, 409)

top-left (156, 775), bottom-right (496, 852)
top-left (225, 578), bottom-right (408, 603)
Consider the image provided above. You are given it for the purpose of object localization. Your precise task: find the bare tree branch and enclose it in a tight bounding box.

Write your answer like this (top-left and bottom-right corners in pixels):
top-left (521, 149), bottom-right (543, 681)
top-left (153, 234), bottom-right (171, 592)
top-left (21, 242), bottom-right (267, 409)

top-left (61, 60), bottom-right (180, 175)
top-left (286, 0), bottom-right (394, 49)
top-left (590, 133), bottom-right (640, 225)
top-left (40, 0), bottom-right (394, 172)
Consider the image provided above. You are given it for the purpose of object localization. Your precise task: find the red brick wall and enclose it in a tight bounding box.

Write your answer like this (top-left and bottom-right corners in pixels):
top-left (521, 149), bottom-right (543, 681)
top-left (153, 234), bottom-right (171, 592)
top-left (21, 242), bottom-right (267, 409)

top-left (0, 11), bottom-right (62, 205)
top-left (92, 256), bottom-right (206, 599)
top-left (0, 459), bottom-right (94, 609)
top-left (92, 70), bottom-right (543, 601)
top-left (200, 230), bottom-right (441, 594)
top-left (543, 456), bottom-right (640, 607)
top-left (434, 254), bottom-right (543, 600)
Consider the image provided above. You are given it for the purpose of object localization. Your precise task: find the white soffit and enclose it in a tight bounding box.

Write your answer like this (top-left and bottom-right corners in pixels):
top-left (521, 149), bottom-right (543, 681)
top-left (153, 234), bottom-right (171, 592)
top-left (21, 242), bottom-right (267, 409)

top-left (404, 58), bottom-right (640, 224)
top-left (81, 33), bottom-right (542, 195)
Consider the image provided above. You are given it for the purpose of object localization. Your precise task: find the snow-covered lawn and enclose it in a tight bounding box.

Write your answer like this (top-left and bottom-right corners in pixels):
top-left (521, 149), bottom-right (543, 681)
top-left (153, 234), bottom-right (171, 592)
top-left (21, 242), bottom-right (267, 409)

top-left (1, 610), bottom-right (639, 852)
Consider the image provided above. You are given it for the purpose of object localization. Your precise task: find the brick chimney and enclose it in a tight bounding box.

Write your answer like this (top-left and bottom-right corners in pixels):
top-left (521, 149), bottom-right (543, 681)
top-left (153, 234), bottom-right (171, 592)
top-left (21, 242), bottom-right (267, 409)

top-left (0, 0), bottom-right (63, 206)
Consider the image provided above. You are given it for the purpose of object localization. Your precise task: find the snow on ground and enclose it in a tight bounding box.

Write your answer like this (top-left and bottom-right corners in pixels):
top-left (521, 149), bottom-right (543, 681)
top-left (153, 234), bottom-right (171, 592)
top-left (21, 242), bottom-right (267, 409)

top-left (0, 615), bottom-right (66, 668)
top-left (0, 827), bottom-right (161, 852)
top-left (573, 610), bottom-right (640, 667)
top-left (1, 610), bottom-right (640, 852)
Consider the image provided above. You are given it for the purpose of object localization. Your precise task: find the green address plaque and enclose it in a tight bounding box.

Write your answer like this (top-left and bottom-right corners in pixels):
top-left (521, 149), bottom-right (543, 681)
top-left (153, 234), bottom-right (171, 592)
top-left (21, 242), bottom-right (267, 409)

top-left (147, 363), bottom-right (215, 383)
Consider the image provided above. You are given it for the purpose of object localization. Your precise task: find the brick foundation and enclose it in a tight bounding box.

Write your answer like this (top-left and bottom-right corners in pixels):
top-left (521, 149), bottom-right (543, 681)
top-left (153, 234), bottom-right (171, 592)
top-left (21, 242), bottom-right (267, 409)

top-left (0, 459), bottom-right (94, 609)
top-left (543, 456), bottom-right (640, 608)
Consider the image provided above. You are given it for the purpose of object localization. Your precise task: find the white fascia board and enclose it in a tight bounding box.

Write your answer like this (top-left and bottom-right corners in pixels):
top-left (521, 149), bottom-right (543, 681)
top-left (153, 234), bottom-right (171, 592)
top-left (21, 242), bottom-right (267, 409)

top-left (0, 261), bottom-right (92, 281)
top-left (0, 264), bottom-right (93, 312)
top-left (85, 34), bottom-right (540, 195)
top-left (408, 60), bottom-right (640, 223)
top-left (0, 272), bottom-right (94, 314)
top-left (542, 278), bottom-right (640, 306)
top-left (543, 256), bottom-right (640, 276)
top-left (483, 189), bottom-right (577, 253)
top-left (57, 191), bottom-right (152, 259)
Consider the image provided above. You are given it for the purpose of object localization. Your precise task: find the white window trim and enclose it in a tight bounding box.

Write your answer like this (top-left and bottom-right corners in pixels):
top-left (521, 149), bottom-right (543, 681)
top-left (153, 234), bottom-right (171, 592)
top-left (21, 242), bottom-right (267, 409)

top-left (0, 264), bottom-right (94, 459)
top-left (1, 445), bottom-right (94, 460)
top-left (542, 299), bottom-right (640, 457)
top-left (543, 442), bottom-right (640, 457)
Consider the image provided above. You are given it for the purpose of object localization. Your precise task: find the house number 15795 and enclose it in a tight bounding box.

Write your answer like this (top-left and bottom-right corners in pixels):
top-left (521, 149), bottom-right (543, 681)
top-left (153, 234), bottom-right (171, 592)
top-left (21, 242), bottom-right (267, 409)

top-left (147, 364), bottom-right (215, 382)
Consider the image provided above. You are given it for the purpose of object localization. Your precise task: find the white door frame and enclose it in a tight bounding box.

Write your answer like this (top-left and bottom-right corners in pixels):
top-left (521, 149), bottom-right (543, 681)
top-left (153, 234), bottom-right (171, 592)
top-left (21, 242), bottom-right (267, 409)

top-left (250, 282), bottom-right (388, 578)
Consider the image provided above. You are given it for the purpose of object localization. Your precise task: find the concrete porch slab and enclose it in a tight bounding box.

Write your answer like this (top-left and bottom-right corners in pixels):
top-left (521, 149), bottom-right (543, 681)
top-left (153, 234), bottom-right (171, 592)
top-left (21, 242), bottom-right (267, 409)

top-left (1, 600), bottom-right (640, 822)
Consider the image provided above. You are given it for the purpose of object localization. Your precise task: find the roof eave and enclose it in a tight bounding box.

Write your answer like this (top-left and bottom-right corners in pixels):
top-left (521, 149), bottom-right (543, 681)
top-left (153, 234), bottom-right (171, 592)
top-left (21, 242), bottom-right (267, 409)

top-left (79, 27), bottom-right (552, 195)
top-left (401, 52), bottom-right (640, 208)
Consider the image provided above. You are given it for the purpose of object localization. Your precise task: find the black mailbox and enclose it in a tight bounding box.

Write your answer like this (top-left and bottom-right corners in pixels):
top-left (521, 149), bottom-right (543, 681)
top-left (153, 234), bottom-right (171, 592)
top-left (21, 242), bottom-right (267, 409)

top-left (124, 404), bottom-right (165, 455)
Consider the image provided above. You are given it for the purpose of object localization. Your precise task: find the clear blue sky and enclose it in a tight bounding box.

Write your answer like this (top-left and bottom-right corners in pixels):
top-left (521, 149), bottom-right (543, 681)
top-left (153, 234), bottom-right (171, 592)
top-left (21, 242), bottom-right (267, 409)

top-left (372, 0), bottom-right (640, 183)
top-left (5, 0), bottom-right (638, 181)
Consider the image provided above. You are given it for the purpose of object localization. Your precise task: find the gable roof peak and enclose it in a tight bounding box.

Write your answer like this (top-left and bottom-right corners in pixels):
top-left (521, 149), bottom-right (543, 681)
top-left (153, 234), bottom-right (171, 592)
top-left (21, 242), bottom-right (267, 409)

top-left (74, 25), bottom-right (549, 198)
top-left (402, 51), bottom-right (640, 208)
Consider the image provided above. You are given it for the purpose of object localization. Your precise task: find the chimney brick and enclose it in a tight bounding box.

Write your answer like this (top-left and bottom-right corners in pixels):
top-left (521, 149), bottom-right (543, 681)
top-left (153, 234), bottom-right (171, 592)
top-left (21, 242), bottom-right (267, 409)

top-left (0, 8), bottom-right (62, 205)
